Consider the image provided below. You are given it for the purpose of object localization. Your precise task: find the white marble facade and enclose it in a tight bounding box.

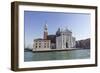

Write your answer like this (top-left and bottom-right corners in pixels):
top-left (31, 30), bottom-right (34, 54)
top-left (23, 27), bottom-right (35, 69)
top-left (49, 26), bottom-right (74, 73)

top-left (56, 28), bottom-right (76, 49)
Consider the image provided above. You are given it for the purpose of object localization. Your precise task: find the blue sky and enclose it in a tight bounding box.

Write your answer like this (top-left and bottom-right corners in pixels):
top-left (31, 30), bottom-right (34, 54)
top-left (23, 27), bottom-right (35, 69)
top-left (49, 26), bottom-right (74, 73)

top-left (24, 11), bottom-right (90, 48)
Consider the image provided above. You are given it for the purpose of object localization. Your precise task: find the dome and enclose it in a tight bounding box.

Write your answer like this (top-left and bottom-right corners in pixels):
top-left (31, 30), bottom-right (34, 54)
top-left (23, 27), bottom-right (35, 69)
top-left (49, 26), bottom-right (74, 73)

top-left (56, 28), bottom-right (61, 36)
top-left (65, 28), bottom-right (72, 33)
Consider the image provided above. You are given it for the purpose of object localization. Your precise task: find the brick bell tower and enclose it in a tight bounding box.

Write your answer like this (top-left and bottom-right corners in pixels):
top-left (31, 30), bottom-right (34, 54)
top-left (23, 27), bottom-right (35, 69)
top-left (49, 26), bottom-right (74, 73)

top-left (44, 23), bottom-right (48, 39)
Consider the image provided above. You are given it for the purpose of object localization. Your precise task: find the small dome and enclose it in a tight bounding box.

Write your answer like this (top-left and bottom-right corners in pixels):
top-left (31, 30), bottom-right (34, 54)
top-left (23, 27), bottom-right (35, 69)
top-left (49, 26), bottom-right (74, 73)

top-left (56, 28), bottom-right (61, 36)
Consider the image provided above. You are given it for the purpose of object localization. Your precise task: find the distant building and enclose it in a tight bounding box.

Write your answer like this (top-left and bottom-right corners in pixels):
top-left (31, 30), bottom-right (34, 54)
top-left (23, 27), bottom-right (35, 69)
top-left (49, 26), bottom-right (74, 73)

top-left (56, 28), bottom-right (76, 49)
top-left (33, 24), bottom-right (51, 51)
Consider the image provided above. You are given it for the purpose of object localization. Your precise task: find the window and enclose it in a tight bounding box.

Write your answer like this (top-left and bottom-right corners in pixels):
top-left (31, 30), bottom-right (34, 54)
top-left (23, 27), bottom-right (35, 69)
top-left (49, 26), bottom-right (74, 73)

top-left (39, 46), bottom-right (41, 48)
top-left (35, 43), bottom-right (37, 45)
top-left (44, 46), bottom-right (46, 48)
top-left (35, 46), bottom-right (37, 48)
top-left (44, 43), bottom-right (46, 45)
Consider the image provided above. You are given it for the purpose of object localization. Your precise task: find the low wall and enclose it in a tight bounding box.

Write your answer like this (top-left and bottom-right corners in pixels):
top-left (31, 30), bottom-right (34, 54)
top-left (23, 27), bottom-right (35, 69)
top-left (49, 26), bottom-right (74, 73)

top-left (33, 48), bottom-right (83, 52)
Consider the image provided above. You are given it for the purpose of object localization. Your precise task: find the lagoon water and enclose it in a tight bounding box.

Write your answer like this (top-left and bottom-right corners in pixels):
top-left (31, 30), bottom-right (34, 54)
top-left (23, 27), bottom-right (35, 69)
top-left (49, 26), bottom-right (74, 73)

top-left (24, 49), bottom-right (90, 62)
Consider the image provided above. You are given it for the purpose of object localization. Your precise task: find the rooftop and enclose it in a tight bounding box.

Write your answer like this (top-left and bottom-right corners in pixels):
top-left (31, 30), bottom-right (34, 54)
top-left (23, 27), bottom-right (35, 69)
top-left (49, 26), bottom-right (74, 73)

top-left (34, 38), bottom-right (50, 41)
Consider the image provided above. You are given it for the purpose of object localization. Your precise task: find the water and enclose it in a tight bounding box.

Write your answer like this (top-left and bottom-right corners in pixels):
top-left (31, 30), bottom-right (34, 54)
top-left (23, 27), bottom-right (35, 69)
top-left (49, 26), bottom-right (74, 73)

top-left (24, 49), bottom-right (90, 62)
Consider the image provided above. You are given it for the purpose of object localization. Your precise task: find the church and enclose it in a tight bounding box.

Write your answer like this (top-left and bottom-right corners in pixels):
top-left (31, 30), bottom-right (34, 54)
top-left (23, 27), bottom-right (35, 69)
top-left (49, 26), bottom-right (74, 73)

top-left (56, 28), bottom-right (76, 49)
top-left (33, 23), bottom-right (76, 51)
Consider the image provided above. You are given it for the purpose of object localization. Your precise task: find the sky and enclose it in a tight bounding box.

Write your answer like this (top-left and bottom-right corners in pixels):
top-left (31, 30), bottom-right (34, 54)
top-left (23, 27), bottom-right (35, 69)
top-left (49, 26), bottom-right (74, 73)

top-left (24, 11), bottom-right (90, 48)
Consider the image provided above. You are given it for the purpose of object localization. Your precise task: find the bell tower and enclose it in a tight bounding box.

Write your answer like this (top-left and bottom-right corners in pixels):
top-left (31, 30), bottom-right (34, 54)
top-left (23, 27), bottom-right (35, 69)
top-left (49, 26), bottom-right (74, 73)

top-left (44, 23), bottom-right (48, 39)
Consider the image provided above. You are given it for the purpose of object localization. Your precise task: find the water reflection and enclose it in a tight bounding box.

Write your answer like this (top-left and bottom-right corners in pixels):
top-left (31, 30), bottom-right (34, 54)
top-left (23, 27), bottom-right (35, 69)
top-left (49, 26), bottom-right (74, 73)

top-left (24, 49), bottom-right (90, 62)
